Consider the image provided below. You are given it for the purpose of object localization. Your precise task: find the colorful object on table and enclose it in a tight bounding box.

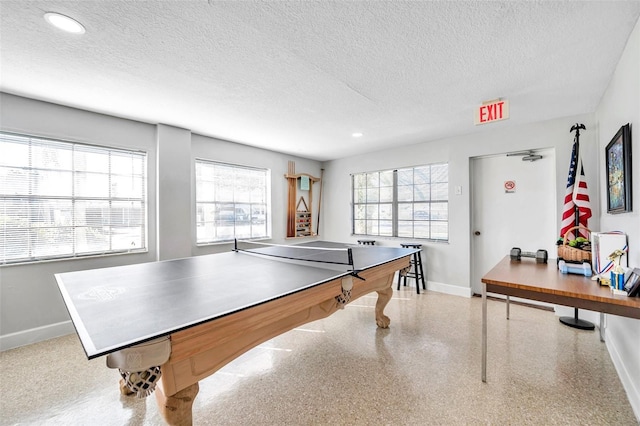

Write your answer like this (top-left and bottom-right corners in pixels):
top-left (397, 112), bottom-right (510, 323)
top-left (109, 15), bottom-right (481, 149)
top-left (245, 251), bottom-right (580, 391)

top-left (557, 226), bottom-right (591, 263)
top-left (610, 271), bottom-right (625, 291)
top-left (608, 249), bottom-right (627, 292)
top-left (558, 260), bottom-right (592, 277)
top-left (592, 232), bottom-right (628, 276)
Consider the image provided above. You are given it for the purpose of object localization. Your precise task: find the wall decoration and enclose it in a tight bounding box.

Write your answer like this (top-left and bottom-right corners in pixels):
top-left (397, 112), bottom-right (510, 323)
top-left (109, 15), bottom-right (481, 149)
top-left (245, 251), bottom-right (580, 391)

top-left (605, 123), bottom-right (632, 214)
top-left (285, 161), bottom-right (321, 238)
top-left (504, 180), bottom-right (516, 193)
top-left (624, 268), bottom-right (640, 297)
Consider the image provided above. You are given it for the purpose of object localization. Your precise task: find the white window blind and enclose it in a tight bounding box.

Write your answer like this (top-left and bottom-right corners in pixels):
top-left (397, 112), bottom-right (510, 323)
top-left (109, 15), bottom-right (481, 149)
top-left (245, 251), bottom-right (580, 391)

top-left (195, 160), bottom-right (270, 243)
top-left (352, 163), bottom-right (449, 241)
top-left (0, 132), bottom-right (147, 264)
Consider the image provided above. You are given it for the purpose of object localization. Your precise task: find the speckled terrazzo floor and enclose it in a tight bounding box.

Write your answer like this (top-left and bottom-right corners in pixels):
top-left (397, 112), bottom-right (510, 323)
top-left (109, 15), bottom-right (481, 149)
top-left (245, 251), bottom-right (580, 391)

top-left (1, 289), bottom-right (637, 425)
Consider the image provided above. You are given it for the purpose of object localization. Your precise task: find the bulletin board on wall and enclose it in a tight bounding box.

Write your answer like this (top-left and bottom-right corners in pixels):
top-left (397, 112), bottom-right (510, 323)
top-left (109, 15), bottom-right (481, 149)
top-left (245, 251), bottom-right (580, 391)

top-left (285, 161), bottom-right (321, 238)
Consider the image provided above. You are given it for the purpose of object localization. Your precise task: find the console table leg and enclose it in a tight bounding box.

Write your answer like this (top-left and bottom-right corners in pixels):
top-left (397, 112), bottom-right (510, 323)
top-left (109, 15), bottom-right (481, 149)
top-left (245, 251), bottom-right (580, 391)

top-left (506, 295), bottom-right (510, 320)
top-left (482, 282), bottom-right (487, 383)
top-left (155, 383), bottom-right (199, 426)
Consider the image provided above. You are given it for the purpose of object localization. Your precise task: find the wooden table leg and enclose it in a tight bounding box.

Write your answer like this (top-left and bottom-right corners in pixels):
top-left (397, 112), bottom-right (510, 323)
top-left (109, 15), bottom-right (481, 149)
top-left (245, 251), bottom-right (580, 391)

top-left (155, 383), bottom-right (199, 426)
top-left (375, 285), bottom-right (393, 328)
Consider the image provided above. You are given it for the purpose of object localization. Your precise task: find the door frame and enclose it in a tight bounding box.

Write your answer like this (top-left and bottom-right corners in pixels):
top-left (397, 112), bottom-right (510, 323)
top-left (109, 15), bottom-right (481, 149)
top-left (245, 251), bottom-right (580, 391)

top-left (470, 148), bottom-right (557, 296)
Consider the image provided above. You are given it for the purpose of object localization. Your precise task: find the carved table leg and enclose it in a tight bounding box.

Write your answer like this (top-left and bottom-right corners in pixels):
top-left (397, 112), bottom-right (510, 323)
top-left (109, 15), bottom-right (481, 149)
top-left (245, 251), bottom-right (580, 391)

top-left (375, 285), bottom-right (393, 328)
top-left (155, 383), bottom-right (199, 426)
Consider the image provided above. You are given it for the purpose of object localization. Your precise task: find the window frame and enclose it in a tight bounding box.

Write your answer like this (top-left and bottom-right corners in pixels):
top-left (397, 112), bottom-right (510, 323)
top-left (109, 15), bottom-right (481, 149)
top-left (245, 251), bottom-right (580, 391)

top-left (351, 163), bottom-right (449, 241)
top-left (195, 159), bottom-right (271, 244)
top-left (0, 131), bottom-right (148, 265)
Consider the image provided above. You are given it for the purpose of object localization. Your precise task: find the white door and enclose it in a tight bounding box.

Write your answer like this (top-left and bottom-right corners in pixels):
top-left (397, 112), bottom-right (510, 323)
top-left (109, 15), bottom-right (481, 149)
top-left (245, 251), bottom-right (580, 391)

top-left (470, 149), bottom-right (557, 295)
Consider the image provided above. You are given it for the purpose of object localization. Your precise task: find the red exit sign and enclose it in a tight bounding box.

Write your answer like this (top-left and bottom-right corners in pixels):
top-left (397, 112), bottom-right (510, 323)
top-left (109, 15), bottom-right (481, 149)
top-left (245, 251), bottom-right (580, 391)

top-left (474, 99), bottom-right (509, 125)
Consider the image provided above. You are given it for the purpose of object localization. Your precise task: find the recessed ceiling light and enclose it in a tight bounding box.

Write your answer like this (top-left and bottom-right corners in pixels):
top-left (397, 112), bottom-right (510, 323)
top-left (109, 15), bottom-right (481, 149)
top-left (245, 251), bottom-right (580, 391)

top-left (352, 132), bottom-right (363, 138)
top-left (44, 12), bottom-right (85, 34)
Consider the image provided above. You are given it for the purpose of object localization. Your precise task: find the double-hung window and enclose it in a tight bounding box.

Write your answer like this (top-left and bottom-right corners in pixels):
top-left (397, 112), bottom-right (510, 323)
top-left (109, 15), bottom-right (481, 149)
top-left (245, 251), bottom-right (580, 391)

top-left (195, 160), bottom-right (270, 243)
top-left (0, 132), bottom-right (147, 264)
top-left (352, 163), bottom-right (448, 241)
top-left (352, 170), bottom-right (394, 237)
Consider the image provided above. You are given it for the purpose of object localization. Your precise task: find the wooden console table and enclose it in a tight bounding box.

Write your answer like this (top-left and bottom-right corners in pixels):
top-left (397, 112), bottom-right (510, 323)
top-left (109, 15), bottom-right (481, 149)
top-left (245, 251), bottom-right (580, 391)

top-left (481, 256), bottom-right (640, 382)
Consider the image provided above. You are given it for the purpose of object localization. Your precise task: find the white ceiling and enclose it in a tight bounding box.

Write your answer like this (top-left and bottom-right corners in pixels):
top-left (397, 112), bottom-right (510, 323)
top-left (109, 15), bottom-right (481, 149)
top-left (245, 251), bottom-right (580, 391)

top-left (1, 1), bottom-right (639, 161)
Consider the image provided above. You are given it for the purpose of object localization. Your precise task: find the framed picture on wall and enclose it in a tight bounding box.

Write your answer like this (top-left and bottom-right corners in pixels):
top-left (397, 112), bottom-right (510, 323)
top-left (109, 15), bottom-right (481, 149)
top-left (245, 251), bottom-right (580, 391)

top-left (605, 123), bottom-right (632, 214)
top-left (624, 268), bottom-right (640, 297)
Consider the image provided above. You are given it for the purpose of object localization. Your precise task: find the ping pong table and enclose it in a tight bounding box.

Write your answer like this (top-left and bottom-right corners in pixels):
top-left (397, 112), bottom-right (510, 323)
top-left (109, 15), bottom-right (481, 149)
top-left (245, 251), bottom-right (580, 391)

top-left (55, 240), bottom-right (415, 425)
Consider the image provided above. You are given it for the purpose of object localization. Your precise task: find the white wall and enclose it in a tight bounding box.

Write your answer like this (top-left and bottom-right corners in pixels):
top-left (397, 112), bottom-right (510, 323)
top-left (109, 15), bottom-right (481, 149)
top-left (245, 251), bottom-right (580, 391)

top-left (156, 124), bottom-right (192, 260)
top-left (321, 113), bottom-right (597, 294)
top-left (0, 93), bottom-right (322, 349)
top-left (0, 18), bottom-right (638, 415)
top-left (595, 18), bottom-right (640, 420)
top-left (319, 18), bottom-right (639, 418)
top-left (0, 94), bottom-right (158, 348)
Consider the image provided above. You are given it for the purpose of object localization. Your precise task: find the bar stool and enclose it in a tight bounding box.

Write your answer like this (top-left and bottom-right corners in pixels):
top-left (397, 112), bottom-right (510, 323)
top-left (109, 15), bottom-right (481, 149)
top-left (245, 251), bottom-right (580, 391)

top-left (397, 243), bottom-right (426, 294)
top-left (357, 239), bottom-right (376, 246)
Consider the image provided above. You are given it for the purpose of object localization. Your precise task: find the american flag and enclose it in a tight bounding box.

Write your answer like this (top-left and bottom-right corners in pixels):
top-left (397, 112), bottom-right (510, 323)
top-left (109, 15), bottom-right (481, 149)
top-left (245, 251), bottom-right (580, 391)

top-left (560, 140), bottom-right (592, 240)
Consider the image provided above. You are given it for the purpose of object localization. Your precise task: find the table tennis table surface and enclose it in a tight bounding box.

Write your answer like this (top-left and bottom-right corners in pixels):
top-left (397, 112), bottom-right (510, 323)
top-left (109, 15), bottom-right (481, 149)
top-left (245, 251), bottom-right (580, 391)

top-left (55, 241), bottom-right (415, 359)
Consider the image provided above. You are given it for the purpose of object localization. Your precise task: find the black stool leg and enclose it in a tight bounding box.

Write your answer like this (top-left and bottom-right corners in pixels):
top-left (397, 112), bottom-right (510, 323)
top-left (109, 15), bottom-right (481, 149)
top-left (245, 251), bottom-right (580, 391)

top-left (412, 253), bottom-right (420, 294)
top-left (403, 266), bottom-right (409, 289)
top-left (415, 251), bottom-right (426, 290)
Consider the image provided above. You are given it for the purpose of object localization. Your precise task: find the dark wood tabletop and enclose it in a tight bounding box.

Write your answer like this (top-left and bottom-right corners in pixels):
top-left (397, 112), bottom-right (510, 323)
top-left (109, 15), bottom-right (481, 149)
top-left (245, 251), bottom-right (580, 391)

top-left (481, 256), bottom-right (640, 319)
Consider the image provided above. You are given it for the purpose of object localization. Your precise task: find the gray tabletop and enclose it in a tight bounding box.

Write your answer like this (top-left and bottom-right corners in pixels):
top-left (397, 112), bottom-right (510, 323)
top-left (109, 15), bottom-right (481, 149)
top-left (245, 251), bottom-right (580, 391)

top-left (56, 241), bottom-right (414, 359)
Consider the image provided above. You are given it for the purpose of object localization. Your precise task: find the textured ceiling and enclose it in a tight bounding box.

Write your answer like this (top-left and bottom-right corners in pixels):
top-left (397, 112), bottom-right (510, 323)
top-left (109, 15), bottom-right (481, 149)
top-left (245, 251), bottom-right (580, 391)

top-left (1, 1), bottom-right (639, 161)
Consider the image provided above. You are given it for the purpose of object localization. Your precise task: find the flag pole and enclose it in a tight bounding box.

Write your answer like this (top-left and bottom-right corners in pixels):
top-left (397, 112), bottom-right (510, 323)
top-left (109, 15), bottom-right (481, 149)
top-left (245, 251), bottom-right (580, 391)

top-left (571, 124), bottom-right (584, 233)
top-left (560, 123), bottom-right (595, 331)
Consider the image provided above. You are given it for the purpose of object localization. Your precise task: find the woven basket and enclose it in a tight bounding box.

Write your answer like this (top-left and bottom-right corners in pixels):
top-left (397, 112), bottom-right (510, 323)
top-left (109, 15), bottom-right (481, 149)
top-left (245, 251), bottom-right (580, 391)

top-left (558, 225), bottom-right (592, 262)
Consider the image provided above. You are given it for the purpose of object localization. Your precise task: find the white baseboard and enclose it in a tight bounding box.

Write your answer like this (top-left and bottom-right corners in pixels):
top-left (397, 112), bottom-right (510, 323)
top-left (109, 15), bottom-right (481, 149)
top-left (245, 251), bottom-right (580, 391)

top-left (0, 320), bottom-right (75, 352)
top-left (427, 280), bottom-right (473, 298)
top-left (605, 323), bottom-right (640, 422)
